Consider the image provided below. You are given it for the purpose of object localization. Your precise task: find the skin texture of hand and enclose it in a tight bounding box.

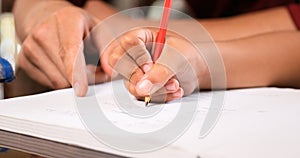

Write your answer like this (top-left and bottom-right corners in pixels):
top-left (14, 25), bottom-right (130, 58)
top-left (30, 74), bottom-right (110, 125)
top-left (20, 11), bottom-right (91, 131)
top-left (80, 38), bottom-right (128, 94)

top-left (13, 0), bottom-right (115, 96)
top-left (102, 28), bottom-right (208, 102)
top-left (18, 6), bottom-right (110, 96)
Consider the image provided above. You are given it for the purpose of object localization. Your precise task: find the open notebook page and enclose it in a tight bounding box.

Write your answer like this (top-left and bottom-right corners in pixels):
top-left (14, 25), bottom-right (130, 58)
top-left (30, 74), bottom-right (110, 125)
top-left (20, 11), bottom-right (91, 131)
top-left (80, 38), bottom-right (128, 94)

top-left (1, 80), bottom-right (300, 158)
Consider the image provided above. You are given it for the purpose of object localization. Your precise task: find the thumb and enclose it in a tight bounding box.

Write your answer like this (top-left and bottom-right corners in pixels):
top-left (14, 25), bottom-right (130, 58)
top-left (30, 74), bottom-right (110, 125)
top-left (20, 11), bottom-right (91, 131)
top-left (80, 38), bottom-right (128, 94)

top-left (135, 63), bottom-right (174, 96)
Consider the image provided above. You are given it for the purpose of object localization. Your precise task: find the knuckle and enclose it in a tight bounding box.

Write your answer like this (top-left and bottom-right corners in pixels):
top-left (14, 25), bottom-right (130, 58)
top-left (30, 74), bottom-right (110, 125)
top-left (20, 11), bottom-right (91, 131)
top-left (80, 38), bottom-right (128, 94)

top-left (120, 35), bottom-right (138, 49)
top-left (129, 85), bottom-right (138, 96)
top-left (50, 79), bottom-right (70, 89)
top-left (55, 6), bottom-right (85, 18)
top-left (129, 69), bottom-right (144, 84)
top-left (108, 53), bottom-right (119, 67)
top-left (59, 42), bottom-right (83, 62)
top-left (108, 49), bottom-right (124, 67)
top-left (32, 23), bottom-right (48, 43)
top-left (21, 41), bottom-right (35, 58)
top-left (156, 64), bottom-right (172, 79)
top-left (125, 80), bottom-right (140, 97)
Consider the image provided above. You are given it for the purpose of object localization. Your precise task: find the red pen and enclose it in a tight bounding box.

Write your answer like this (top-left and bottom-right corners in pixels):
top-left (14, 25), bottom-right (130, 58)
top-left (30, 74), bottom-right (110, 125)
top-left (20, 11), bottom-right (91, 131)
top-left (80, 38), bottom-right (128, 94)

top-left (152, 0), bottom-right (173, 62)
top-left (145, 0), bottom-right (173, 106)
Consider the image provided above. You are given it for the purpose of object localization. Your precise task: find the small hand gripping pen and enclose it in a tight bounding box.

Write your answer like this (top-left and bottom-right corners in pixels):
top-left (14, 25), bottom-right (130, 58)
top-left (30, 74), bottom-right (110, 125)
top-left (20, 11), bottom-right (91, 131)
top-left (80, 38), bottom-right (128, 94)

top-left (145, 0), bottom-right (172, 106)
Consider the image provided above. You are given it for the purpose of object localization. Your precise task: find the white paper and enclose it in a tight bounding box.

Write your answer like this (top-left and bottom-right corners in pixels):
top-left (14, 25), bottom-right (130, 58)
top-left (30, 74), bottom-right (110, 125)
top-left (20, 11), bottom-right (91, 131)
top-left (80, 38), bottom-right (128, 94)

top-left (0, 80), bottom-right (300, 158)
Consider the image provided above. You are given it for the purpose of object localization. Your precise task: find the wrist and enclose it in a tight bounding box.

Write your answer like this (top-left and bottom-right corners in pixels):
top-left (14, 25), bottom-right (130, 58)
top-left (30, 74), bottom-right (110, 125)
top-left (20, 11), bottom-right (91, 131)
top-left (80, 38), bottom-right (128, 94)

top-left (194, 42), bottom-right (215, 90)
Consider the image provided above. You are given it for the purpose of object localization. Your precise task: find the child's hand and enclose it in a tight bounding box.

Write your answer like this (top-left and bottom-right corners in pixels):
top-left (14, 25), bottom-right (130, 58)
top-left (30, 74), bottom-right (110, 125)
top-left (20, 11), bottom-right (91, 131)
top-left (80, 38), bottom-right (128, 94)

top-left (101, 28), bottom-right (208, 102)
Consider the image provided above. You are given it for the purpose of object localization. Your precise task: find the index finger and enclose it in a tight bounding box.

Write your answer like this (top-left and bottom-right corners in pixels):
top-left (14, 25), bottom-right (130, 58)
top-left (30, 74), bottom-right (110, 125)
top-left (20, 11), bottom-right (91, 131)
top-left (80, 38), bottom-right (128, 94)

top-left (101, 29), bottom-right (154, 80)
top-left (55, 9), bottom-right (94, 96)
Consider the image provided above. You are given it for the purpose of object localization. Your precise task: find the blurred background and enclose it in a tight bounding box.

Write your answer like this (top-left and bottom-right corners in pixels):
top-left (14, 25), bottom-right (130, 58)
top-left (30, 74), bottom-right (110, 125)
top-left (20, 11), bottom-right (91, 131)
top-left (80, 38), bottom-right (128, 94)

top-left (1, 0), bottom-right (14, 12)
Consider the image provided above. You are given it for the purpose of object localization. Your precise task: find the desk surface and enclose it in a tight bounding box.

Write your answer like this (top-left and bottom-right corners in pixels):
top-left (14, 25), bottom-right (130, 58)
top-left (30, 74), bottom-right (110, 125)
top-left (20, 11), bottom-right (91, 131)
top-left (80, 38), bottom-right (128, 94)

top-left (1, 80), bottom-right (300, 158)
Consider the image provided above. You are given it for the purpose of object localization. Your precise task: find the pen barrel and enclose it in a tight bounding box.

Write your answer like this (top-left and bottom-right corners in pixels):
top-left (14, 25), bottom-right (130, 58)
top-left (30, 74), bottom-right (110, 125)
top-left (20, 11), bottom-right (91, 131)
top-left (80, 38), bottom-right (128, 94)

top-left (152, 29), bottom-right (166, 62)
top-left (152, 0), bottom-right (172, 62)
top-left (145, 0), bottom-right (172, 105)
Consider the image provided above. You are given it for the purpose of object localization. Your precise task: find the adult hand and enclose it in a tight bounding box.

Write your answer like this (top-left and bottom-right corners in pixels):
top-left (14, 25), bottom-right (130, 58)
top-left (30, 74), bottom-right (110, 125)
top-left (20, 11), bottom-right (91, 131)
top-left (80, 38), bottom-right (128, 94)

top-left (101, 28), bottom-right (209, 102)
top-left (18, 6), bottom-right (110, 96)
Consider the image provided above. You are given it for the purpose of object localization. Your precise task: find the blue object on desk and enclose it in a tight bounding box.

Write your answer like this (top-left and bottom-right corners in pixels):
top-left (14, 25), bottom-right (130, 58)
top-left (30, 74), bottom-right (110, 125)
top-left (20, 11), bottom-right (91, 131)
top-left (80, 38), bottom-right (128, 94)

top-left (0, 57), bottom-right (15, 82)
top-left (0, 147), bottom-right (9, 153)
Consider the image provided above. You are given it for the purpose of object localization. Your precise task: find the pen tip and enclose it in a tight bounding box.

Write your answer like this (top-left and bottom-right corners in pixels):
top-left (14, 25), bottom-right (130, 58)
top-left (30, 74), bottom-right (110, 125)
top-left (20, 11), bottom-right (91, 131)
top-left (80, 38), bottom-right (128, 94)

top-left (145, 96), bottom-right (151, 107)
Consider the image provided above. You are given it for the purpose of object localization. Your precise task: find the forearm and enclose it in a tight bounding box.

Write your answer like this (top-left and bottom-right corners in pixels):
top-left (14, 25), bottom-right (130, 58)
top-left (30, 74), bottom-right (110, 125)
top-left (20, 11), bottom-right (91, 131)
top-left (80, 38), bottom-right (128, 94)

top-left (83, 0), bottom-right (117, 20)
top-left (214, 31), bottom-right (300, 89)
top-left (13, 0), bottom-right (73, 41)
top-left (194, 6), bottom-right (300, 89)
top-left (199, 6), bottom-right (297, 41)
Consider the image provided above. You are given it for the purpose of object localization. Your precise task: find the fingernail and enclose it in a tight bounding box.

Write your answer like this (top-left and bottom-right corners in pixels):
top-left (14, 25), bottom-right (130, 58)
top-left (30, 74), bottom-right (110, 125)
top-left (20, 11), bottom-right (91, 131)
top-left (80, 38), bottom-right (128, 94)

top-left (142, 64), bottom-right (151, 73)
top-left (137, 79), bottom-right (153, 95)
top-left (173, 89), bottom-right (183, 97)
top-left (166, 83), bottom-right (176, 91)
top-left (73, 82), bottom-right (81, 96)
